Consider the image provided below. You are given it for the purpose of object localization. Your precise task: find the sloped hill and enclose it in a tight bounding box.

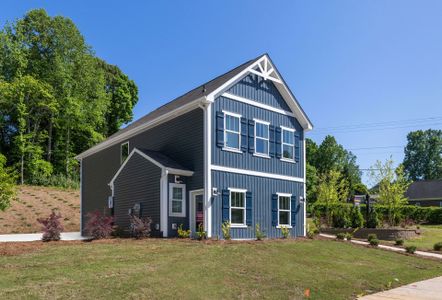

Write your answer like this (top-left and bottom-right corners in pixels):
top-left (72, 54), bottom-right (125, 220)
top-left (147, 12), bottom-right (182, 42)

top-left (0, 185), bottom-right (80, 234)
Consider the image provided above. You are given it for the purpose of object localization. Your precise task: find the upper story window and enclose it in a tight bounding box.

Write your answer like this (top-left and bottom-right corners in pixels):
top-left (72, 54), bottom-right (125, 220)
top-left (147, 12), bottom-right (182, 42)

top-left (254, 119), bottom-right (270, 157)
top-left (229, 188), bottom-right (246, 226)
top-left (224, 111), bottom-right (241, 151)
top-left (121, 142), bottom-right (129, 164)
top-left (281, 127), bottom-right (295, 161)
top-left (278, 193), bottom-right (291, 226)
top-left (169, 183), bottom-right (186, 217)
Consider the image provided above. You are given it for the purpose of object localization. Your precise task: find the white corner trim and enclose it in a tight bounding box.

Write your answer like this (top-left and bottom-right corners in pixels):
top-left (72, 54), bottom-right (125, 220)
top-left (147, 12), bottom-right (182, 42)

top-left (160, 170), bottom-right (168, 237)
top-left (303, 129), bottom-right (307, 237)
top-left (224, 92), bottom-right (295, 117)
top-left (211, 165), bottom-right (304, 182)
top-left (203, 102), bottom-right (212, 238)
top-left (79, 159), bottom-right (83, 233)
top-left (169, 183), bottom-right (186, 217)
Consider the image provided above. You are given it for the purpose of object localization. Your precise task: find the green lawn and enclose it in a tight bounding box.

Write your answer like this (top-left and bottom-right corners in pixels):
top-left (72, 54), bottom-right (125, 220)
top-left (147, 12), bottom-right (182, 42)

top-left (0, 239), bottom-right (441, 300)
top-left (405, 225), bottom-right (442, 251)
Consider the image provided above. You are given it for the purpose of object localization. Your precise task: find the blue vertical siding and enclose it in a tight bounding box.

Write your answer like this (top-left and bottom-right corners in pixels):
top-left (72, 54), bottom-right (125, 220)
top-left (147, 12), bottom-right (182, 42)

top-left (211, 171), bottom-right (304, 239)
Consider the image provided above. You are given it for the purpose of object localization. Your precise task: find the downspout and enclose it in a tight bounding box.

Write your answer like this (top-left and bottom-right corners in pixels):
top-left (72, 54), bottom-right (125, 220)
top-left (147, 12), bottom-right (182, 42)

top-left (160, 169), bottom-right (169, 237)
top-left (303, 130), bottom-right (307, 236)
top-left (201, 96), bottom-right (213, 238)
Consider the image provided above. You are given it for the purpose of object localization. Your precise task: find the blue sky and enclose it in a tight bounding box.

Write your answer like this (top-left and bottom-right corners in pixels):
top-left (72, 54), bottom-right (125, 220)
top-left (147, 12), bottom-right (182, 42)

top-left (1, 1), bottom-right (442, 183)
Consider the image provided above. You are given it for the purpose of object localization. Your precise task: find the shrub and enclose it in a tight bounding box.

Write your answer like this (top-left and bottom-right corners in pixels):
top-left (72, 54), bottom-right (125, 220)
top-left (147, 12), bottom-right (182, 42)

top-left (280, 226), bottom-right (290, 239)
top-left (433, 242), bottom-right (442, 251)
top-left (367, 233), bottom-right (377, 242)
top-left (366, 208), bottom-right (380, 229)
top-left (255, 223), bottom-right (266, 240)
top-left (369, 238), bottom-right (379, 247)
top-left (345, 233), bottom-right (353, 241)
top-left (37, 209), bottom-right (63, 241)
top-left (130, 215), bottom-right (152, 239)
top-left (395, 238), bottom-right (404, 246)
top-left (405, 245), bottom-right (417, 254)
top-left (177, 224), bottom-right (191, 238)
top-left (336, 232), bottom-right (346, 240)
top-left (84, 211), bottom-right (114, 239)
top-left (221, 220), bottom-right (231, 240)
top-left (350, 206), bottom-right (364, 228)
top-left (332, 206), bottom-right (351, 228)
top-left (196, 223), bottom-right (207, 240)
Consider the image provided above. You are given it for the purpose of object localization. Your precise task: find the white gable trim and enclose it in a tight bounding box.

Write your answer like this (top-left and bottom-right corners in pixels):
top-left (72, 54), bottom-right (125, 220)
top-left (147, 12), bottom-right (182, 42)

top-left (109, 148), bottom-right (194, 186)
top-left (207, 54), bottom-right (312, 131)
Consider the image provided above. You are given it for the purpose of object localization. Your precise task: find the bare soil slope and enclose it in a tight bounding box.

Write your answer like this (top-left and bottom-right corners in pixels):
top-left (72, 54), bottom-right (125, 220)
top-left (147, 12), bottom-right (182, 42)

top-left (0, 185), bottom-right (80, 234)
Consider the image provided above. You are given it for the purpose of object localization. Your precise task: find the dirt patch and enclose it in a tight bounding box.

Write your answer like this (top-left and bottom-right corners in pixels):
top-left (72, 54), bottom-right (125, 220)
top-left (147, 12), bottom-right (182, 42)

top-left (0, 185), bottom-right (80, 234)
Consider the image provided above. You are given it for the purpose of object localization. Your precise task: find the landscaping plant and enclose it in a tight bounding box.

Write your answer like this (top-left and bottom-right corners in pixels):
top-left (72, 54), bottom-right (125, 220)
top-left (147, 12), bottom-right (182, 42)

top-left (221, 220), bottom-right (231, 240)
top-left (395, 238), bottom-right (404, 246)
top-left (367, 233), bottom-right (377, 242)
top-left (345, 233), bottom-right (353, 241)
top-left (336, 232), bottom-right (346, 240)
top-left (130, 215), bottom-right (152, 239)
top-left (350, 205), bottom-right (364, 228)
top-left (177, 224), bottom-right (191, 238)
top-left (255, 223), bottom-right (266, 240)
top-left (196, 223), bottom-right (207, 240)
top-left (37, 209), bottom-right (64, 241)
top-left (369, 238), bottom-right (379, 247)
top-left (434, 242), bottom-right (442, 251)
top-left (84, 211), bottom-right (114, 239)
top-left (280, 226), bottom-right (290, 239)
top-left (405, 245), bottom-right (417, 254)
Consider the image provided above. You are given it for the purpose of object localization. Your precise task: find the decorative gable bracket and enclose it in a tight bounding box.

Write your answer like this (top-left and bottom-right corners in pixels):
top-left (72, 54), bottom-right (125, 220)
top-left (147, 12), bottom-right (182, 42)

top-left (249, 56), bottom-right (282, 84)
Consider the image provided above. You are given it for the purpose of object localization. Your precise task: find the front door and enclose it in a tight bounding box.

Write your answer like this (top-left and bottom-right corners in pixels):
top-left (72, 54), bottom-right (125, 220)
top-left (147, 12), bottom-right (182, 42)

top-left (190, 190), bottom-right (204, 236)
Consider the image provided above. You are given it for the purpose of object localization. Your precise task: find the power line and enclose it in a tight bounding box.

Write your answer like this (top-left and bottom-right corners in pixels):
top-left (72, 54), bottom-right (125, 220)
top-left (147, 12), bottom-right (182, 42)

top-left (347, 145), bottom-right (404, 151)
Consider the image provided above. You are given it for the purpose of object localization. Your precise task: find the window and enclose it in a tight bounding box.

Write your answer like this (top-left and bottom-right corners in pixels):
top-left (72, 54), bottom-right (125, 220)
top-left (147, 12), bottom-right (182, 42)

top-left (281, 127), bottom-right (295, 161)
top-left (121, 142), bottom-right (129, 164)
top-left (224, 111), bottom-right (241, 151)
top-left (278, 194), bottom-right (291, 226)
top-left (229, 189), bottom-right (246, 226)
top-left (254, 119), bottom-right (269, 157)
top-left (169, 183), bottom-right (186, 217)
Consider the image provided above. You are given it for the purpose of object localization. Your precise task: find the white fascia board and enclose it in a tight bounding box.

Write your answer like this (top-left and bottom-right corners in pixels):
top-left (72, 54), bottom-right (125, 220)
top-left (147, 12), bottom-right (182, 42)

top-left (75, 98), bottom-right (204, 160)
top-left (211, 165), bottom-right (304, 183)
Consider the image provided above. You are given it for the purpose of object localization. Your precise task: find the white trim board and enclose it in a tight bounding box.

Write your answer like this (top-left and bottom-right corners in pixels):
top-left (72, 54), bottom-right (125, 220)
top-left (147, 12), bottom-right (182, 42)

top-left (211, 165), bottom-right (304, 182)
top-left (223, 93), bottom-right (295, 117)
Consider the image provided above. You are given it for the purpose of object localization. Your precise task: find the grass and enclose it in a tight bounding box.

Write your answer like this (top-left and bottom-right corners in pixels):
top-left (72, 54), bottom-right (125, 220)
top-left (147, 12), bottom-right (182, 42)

top-left (0, 239), bottom-right (441, 299)
top-left (405, 225), bottom-right (442, 251)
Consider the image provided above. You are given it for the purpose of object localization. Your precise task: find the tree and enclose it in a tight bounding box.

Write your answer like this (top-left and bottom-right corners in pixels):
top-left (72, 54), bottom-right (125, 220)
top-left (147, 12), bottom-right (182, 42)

top-left (369, 158), bottom-right (410, 226)
top-left (403, 129), bottom-right (442, 180)
top-left (0, 154), bottom-right (16, 211)
top-left (306, 163), bottom-right (319, 203)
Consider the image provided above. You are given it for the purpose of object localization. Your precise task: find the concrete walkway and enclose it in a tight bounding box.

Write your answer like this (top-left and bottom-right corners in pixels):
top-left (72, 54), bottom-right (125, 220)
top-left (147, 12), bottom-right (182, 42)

top-left (359, 276), bottom-right (442, 299)
top-left (0, 232), bottom-right (88, 242)
top-left (319, 233), bottom-right (442, 260)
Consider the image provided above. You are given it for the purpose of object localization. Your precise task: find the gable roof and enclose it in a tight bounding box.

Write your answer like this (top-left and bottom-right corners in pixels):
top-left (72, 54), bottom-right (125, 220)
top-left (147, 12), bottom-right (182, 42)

top-left (76, 53), bottom-right (313, 160)
top-left (109, 148), bottom-right (194, 186)
top-left (406, 180), bottom-right (442, 200)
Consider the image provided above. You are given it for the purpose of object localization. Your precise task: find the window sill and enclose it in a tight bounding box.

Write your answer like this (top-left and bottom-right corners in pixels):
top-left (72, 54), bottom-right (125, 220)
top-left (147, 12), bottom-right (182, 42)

top-left (276, 225), bottom-right (293, 229)
top-left (222, 147), bottom-right (243, 154)
top-left (253, 153), bottom-right (270, 159)
top-left (231, 224), bottom-right (248, 228)
top-left (280, 158), bottom-right (296, 164)
top-left (169, 213), bottom-right (186, 218)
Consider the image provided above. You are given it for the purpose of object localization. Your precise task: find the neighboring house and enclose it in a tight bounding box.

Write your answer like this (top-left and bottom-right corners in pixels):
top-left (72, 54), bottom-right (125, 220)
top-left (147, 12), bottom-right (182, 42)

top-left (406, 180), bottom-right (442, 207)
top-left (75, 54), bottom-right (313, 239)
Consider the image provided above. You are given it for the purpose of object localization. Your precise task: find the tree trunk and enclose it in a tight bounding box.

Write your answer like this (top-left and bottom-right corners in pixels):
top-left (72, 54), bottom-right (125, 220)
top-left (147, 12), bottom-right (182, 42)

top-left (47, 118), bottom-right (53, 162)
top-left (20, 153), bottom-right (24, 185)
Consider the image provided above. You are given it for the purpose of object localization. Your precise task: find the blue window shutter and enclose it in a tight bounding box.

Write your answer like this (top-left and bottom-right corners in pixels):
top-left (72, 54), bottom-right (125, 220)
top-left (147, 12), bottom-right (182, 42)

top-left (269, 125), bottom-right (275, 157)
top-left (222, 189), bottom-right (230, 223)
top-left (271, 194), bottom-right (278, 226)
top-left (241, 117), bottom-right (248, 152)
top-left (275, 127), bottom-right (282, 158)
top-left (291, 195), bottom-right (297, 227)
top-left (246, 191), bottom-right (252, 226)
top-left (295, 132), bottom-right (301, 163)
top-left (216, 112), bottom-right (224, 148)
top-left (248, 120), bottom-right (255, 153)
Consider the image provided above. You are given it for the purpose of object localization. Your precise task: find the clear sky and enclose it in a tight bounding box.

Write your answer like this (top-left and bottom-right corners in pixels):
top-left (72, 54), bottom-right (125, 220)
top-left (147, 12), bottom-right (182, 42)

top-left (1, 1), bottom-right (441, 184)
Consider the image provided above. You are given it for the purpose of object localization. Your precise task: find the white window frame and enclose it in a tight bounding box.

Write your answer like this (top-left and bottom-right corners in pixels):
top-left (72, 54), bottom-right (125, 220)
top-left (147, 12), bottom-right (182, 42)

top-left (228, 188), bottom-right (247, 228)
top-left (280, 126), bottom-right (295, 163)
top-left (120, 141), bottom-right (130, 164)
top-left (223, 110), bottom-right (242, 153)
top-left (253, 119), bottom-right (270, 158)
top-left (169, 183), bottom-right (186, 217)
top-left (277, 193), bottom-right (292, 228)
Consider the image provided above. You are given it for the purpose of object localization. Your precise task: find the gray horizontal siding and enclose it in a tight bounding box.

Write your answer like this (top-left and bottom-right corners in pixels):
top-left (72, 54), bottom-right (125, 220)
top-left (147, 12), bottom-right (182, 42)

top-left (114, 153), bottom-right (162, 234)
top-left (211, 171), bottom-right (304, 239)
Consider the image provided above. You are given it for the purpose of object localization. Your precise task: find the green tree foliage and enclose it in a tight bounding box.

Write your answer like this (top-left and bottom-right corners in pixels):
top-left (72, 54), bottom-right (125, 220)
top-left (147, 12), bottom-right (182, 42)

top-left (403, 129), bottom-right (442, 180)
top-left (369, 158), bottom-right (410, 226)
top-left (0, 9), bottom-right (138, 185)
top-left (0, 154), bottom-right (16, 211)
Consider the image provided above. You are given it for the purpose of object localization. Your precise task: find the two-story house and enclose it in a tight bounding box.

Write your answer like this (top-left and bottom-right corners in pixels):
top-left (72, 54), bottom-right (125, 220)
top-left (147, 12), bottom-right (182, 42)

top-left (75, 54), bottom-right (313, 239)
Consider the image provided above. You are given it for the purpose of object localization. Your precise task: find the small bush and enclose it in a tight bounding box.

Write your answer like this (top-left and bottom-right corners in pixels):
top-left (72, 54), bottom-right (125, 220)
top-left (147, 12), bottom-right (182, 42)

top-left (367, 233), bottom-right (377, 242)
top-left (255, 223), bottom-right (266, 240)
top-left (332, 207), bottom-right (351, 228)
top-left (405, 245), bottom-right (417, 254)
top-left (433, 242), bottom-right (442, 251)
top-left (345, 233), bottom-right (353, 241)
top-left (84, 211), bottom-right (114, 239)
top-left (130, 215), bottom-right (152, 239)
top-left (395, 238), bottom-right (404, 246)
top-left (369, 238), bottom-right (379, 247)
top-left (366, 208), bottom-right (381, 228)
top-left (336, 232), bottom-right (346, 240)
top-left (37, 209), bottom-right (64, 242)
top-left (196, 223), bottom-right (207, 240)
top-left (177, 224), bottom-right (191, 238)
top-left (280, 226), bottom-right (290, 239)
top-left (350, 206), bottom-right (364, 228)
top-left (221, 220), bottom-right (231, 240)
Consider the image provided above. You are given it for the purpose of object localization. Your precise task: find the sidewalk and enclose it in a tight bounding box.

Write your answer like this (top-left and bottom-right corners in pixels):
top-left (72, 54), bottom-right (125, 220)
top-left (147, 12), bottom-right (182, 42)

top-left (359, 276), bottom-right (442, 299)
top-left (0, 232), bottom-right (88, 242)
top-left (319, 233), bottom-right (442, 260)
